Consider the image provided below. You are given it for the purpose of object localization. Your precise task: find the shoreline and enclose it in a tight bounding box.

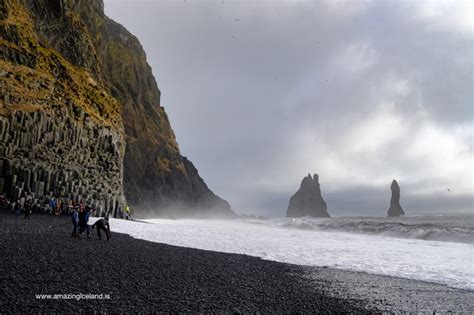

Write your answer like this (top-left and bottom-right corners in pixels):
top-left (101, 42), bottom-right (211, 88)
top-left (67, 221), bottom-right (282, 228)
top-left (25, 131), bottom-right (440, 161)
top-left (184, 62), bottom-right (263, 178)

top-left (116, 217), bottom-right (474, 312)
top-left (303, 266), bottom-right (473, 312)
top-left (1, 212), bottom-right (472, 313)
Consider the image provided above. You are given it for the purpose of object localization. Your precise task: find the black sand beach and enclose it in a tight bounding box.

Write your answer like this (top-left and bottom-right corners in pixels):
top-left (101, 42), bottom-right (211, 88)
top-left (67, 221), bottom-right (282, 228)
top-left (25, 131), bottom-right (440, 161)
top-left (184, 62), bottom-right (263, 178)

top-left (0, 212), bottom-right (472, 313)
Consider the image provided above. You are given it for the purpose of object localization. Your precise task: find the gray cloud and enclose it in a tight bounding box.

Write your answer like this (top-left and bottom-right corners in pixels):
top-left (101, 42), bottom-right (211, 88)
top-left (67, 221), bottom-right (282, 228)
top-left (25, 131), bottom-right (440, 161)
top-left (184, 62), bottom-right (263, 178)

top-left (104, 0), bottom-right (473, 217)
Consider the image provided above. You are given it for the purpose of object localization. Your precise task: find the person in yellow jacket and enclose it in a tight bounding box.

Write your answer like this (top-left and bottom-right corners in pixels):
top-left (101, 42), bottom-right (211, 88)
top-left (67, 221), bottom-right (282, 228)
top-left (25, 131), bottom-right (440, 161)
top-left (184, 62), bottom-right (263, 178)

top-left (124, 204), bottom-right (131, 220)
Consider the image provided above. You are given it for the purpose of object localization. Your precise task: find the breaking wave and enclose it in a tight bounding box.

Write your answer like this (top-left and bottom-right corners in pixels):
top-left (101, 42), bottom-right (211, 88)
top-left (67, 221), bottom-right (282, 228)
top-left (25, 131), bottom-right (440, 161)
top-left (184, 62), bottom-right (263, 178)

top-left (112, 216), bottom-right (474, 290)
top-left (249, 215), bottom-right (474, 244)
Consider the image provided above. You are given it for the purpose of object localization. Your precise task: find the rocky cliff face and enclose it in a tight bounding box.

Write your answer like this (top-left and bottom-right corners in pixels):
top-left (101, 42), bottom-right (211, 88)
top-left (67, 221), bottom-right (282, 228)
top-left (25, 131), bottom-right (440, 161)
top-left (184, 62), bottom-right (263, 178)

top-left (1, 0), bottom-right (124, 215)
top-left (0, 0), bottom-right (233, 217)
top-left (287, 173), bottom-right (330, 218)
top-left (387, 179), bottom-right (405, 217)
top-left (0, 111), bottom-right (124, 216)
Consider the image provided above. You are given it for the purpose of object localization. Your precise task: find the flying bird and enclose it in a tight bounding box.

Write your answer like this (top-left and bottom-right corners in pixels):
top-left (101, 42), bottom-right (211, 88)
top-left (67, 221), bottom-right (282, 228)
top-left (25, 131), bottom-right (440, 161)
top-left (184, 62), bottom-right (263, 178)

top-left (447, 188), bottom-right (451, 192)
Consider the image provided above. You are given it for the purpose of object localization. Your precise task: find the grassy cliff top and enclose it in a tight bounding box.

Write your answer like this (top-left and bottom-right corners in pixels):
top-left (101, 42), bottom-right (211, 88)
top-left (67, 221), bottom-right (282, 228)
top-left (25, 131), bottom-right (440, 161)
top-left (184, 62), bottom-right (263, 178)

top-left (0, 0), bottom-right (123, 130)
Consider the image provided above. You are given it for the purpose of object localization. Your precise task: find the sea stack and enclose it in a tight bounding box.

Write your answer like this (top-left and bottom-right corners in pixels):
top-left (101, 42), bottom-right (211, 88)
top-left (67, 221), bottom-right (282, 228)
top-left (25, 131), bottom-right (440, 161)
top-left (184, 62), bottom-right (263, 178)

top-left (387, 180), bottom-right (405, 217)
top-left (286, 173), bottom-right (330, 218)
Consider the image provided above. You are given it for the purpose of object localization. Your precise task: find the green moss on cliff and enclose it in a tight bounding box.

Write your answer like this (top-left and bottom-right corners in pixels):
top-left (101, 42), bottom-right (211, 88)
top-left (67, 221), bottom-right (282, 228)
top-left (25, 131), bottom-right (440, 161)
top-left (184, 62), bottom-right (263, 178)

top-left (1, 0), bottom-right (232, 214)
top-left (1, 0), bottom-right (122, 130)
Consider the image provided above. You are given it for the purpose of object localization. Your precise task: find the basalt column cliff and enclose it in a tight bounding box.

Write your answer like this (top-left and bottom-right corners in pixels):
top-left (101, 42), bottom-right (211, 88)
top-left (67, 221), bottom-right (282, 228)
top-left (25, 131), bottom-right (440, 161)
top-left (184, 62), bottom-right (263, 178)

top-left (0, 0), bottom-right (233, 217)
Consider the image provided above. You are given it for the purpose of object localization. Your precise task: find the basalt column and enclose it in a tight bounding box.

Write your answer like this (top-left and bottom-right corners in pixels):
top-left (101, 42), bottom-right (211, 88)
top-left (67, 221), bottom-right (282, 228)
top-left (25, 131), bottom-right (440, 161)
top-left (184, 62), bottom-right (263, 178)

top-left (0, 111), bottom-right (125, 216)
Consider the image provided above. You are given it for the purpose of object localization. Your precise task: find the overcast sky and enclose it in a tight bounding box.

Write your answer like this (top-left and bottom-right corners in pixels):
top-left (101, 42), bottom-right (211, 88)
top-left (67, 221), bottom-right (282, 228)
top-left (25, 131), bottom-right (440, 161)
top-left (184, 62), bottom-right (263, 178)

top-left (104, 0), bottom-right (473, 217)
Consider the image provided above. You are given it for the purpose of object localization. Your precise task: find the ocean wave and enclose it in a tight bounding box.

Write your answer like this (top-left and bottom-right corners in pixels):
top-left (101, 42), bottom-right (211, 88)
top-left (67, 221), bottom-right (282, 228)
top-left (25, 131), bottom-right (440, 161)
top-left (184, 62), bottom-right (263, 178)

top-left (121, 218), bottom-right (474, 290)
top-left (248, 216), bottom-right (474, 244)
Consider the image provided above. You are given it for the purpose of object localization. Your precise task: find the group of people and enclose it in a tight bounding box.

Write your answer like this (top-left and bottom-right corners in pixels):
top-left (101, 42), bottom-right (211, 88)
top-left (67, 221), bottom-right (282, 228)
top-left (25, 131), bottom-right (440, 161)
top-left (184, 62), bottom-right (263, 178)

top-left (69, 204), bottom-right (111, 241)
top-left (0, 195), bottom-right (33, 219)
top-left (70, 204), bottom-right (93, 238)
top-left (47, 197), bottom-right (65, 216)
top-left (1, 193), bottom-right (133, 220)
top-left (14, 198), bottom-right (33, 219)
top-left (0, 193), bottom-right (123, 241)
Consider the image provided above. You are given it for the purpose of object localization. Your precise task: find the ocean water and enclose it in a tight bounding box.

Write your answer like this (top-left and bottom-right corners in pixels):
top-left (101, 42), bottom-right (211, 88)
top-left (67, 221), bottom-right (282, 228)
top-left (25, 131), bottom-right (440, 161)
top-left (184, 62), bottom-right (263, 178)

top-left (107, 215), bottom-right (474, 290)
top-left (264, 215), bottom-right (474, 244)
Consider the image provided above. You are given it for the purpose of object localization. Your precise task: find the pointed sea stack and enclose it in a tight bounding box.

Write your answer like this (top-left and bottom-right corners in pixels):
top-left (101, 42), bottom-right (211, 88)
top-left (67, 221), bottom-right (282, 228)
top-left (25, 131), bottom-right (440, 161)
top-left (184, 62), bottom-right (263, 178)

top-left (387, 180), bottom-right (405, 217)
top-left (286, 173), bottom-right (330, 218)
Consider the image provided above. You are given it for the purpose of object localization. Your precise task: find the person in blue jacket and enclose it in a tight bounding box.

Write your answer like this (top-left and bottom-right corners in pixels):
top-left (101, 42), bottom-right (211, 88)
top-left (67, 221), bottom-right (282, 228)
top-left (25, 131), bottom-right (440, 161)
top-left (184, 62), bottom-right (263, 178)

top-left (71, 208), bottom-right (79, 237)
top-left (14, 201), bottom-right (21, 218)
top-left (49, 197), bottom-right (56, 214)
top-left (78, 206), bottom-right (91, 238)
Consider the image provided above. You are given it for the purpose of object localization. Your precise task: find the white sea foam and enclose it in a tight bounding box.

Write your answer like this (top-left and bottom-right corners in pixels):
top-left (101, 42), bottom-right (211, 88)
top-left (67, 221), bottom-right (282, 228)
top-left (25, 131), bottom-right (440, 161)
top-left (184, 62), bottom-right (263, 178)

top-left (264, 215), bottom-right (474, 244)
top-left (107, 216), bottom-right (474, 291)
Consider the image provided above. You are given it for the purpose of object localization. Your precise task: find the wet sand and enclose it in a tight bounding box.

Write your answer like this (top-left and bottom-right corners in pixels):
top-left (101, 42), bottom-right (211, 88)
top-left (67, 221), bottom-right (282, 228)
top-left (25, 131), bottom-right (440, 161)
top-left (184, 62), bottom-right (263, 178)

top-left (0, 212), bottom-right (471, 313)
top-left (305, 267), bottom-right (473, 313)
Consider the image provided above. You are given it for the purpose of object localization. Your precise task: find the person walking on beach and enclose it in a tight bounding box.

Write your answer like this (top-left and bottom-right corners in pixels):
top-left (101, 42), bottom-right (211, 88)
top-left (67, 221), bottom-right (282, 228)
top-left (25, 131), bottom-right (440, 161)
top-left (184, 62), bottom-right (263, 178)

top-left (23, 206), bottom-right (31, 219)
top-left (23, 199), bottom-right (32, 219)
top-left (49, 197), bottom-right (56, 215)
top-left (14, 201), bottom-right (21, 218)
top-left (71, 208), bottom-right (79, 237)
top-left (1, 198), bottom-right (12, 212)
top-left (78, 206), bottom-right (91, 238)
top-left (92, 217), bottom-right (111, 241)
top-left (78, 206), bottom-right (85, 233)
top-left (55, 199), bottom-right (62, 216)
top-left (124, 204), bottom-right (131, 220)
